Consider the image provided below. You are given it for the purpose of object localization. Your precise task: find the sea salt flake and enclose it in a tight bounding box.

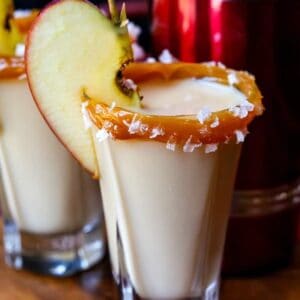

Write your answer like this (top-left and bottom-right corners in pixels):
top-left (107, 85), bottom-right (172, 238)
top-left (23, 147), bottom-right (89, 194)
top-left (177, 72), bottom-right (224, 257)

top-left (204, 61), bottom-right (217, 67)
top-left (205, 144), bottom-right (218, 154)
top-left (197, 107), bottom-right (212, 124)
top-left (150, 127), bottom-right (165, 138)
top-left (229, 106), bottom-right (241, 117)
top-left (239, 106), bottom-right (249, 118)
top-left (210, 117), bottom-right (219, 128)
top-left (146, 57), bottom-right (157, 63)
top-left (229, 99), bottom-right (255, 119)
top-left (228, 72), bottom-right (239, 85)
top-left (127, 22), bottom-right (142, 40)
top-left (166, 136), bottom-right (176, 151)
top-left (235, 130), bottom-right (246, 143)
top-left (183, 136), bottom-right (202, 153)
top-left (241, 99), bottom-right (255, 112)
top-left (166, 142), bottom-right (176, 151)
top-left (128, 119), bottom-right (142, 134)
top-left (15, 43), bottom-right (25, 57)
top-left (81, 102), bottom-right (92, 129)
top-left (217, 62), bottom-right (226, 69)
top-left (96, 129), bottom-right (109, 143)
top-left (14, 10), bottom-right (32, 18)
top-left (159, 49), bottom-right (177, 64)
top-left (132, 43), bottom-right (145, 61)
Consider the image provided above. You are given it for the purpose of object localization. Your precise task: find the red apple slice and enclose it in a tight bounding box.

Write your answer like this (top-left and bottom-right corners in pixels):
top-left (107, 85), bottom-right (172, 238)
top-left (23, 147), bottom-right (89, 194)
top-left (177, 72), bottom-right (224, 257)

top-left (26, 0), bottom-right (140, 177)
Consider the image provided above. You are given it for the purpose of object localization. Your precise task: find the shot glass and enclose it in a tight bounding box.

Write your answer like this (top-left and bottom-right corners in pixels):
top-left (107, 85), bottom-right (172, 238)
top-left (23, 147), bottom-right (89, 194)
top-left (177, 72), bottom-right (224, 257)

top-left (95, 139), bottom-right (241, 299)
top-left (0, 61), bottom-right (106, 276)
top-left (85, 62), bottom-right (263, 299)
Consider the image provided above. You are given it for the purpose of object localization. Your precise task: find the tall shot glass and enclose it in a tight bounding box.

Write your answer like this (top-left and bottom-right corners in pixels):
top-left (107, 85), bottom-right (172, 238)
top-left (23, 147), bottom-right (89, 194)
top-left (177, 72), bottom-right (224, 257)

top-left (85, 62), bottom-right (263, 299)
top-left (0, 57), bottom-right (106, 276)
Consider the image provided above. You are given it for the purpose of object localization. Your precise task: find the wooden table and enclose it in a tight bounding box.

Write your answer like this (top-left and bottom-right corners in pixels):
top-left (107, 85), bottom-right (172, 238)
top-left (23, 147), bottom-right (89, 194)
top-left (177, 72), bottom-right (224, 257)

top-left (1, 225), bottom-right (300, 300)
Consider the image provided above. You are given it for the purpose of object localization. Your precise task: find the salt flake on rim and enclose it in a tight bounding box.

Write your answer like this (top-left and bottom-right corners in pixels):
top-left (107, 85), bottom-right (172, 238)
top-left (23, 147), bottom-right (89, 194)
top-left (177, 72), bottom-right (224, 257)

top-left (127, 115), bottom-right (142, 134)
top-left (235, 130), bottom-right (246, 143)
top-left (217, 62), bottom-right (226, 69)
top-left (166, 136), bottom-right (177, 151)
top-left (81, 101), bottom-right (93, 129)
top-left (205, 143), bottom-right (218, 153)
top-left (197, 107), bottom-right (212, 124)
top-left (159, 49), bottom-right (177, 64)
top-left (127, 22), bottom-right (142, 41)
top-left (146, 57), bottom-right (157, 63)
top-left (228, 72), bottom-right (239, 85)
top-left (229, 99), bottom-right (254, 119)
top-left (210, 117), bottom-right (220, 128)
top-left (15, 43), bottom-right (25, 57)
top-left (150, 127), bottom-right (165, 139)
top-left (183, 136), bottom-right (202, 153)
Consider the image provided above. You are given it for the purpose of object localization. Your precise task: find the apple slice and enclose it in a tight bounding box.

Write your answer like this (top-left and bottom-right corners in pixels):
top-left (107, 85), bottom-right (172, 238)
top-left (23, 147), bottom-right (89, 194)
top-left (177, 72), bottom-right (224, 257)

top-left (26, 0), bottom-right (141, 177)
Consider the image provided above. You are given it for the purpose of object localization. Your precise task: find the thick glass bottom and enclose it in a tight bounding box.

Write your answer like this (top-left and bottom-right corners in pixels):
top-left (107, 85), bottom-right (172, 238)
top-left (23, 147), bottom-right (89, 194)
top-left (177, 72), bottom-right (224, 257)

top-left (118, 278), bottom-right (219, 300)
top-left (2, 218), bottom-right (106, 276)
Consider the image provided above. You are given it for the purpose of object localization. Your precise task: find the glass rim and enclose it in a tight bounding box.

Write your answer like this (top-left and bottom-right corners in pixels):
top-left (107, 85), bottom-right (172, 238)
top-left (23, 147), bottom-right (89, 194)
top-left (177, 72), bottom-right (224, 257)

top-left (87, 62), bottom-right (264, 146)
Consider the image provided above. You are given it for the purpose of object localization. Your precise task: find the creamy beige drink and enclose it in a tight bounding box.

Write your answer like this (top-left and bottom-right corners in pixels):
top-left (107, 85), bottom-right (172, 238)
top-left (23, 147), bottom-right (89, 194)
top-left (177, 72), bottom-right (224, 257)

top-left (0, 79), bottom-right (102, 234)
top-left (92, 77), bottom-right (247, 298)
top-left (0, 60), bottom-right (106, 275)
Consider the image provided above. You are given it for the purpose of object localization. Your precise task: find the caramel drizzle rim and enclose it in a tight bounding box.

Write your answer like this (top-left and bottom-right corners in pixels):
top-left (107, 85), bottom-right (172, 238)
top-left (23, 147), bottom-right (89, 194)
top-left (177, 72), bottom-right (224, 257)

top-left (86, 62), bottom-right (264, 145)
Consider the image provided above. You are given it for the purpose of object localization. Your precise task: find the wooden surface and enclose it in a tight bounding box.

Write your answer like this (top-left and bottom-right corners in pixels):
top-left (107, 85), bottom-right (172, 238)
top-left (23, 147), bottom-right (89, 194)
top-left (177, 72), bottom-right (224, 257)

top-left (1, 224), bottom-right (300, 300)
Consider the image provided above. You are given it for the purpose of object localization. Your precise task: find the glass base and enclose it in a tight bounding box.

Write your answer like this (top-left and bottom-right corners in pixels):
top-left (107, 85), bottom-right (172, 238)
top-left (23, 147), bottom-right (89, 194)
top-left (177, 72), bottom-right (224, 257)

top-left (3, 218), bottom-right (106, 276)
top-left (118, 279), bottom-right (220, 300)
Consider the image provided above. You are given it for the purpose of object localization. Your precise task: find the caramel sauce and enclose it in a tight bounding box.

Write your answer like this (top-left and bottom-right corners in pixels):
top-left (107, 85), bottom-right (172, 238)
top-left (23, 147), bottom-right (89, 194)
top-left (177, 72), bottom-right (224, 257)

top-left (0, 56), bottom-right (24, 79)
top-left (87, 62), bottom-right (263, 145)
top-left (14, 10), bottom-right (38, 34)
top-left (0, 12), bottom-right (38, 80)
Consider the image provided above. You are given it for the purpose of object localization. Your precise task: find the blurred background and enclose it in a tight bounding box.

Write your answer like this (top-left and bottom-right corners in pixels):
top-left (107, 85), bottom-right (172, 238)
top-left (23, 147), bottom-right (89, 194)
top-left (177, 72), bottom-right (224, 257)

top-left (13, 0), bottom-right (300, 276)
top-left (15, 0), bottom-right (119, 7)
top-left (15, 0), bottom-right (152, 51)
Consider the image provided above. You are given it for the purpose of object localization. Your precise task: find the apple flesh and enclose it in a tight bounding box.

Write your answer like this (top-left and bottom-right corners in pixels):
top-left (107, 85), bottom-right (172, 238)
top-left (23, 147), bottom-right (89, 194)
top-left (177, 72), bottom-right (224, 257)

top-left (26, 0), bottom-right (140, 177)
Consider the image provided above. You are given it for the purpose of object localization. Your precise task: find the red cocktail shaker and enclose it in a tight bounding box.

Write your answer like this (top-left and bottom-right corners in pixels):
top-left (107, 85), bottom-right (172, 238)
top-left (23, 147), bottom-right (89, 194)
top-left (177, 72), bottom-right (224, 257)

top-left (151, 0), bottom-right (300, 275)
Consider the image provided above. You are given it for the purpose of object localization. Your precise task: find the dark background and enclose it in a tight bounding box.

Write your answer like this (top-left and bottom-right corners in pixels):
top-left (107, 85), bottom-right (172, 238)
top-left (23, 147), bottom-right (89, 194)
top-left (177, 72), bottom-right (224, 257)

top-left (14, 0), bottom-right (147, 9)
top-left (14, 0), bottom-right (152, 52)
top-left (15, 0), bottom-right (110, 8)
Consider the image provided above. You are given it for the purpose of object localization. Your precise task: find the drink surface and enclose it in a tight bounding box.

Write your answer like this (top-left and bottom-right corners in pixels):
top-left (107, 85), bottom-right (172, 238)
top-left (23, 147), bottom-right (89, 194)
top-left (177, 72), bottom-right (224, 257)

top-left (140, 78), bottom-right (247, 116)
